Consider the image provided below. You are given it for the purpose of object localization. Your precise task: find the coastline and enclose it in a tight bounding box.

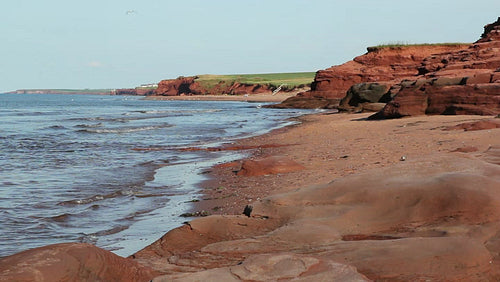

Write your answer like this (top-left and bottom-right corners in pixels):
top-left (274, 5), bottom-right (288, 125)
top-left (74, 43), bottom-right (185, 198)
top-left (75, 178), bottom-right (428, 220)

top-left (2, 109), bottom-right (499, 280)
top-left (131, 112), bottom-right (500, 280)
top-left (191, 112), bottom-right (499, 216)
top-left (143, 91), bottom-right (301, 103)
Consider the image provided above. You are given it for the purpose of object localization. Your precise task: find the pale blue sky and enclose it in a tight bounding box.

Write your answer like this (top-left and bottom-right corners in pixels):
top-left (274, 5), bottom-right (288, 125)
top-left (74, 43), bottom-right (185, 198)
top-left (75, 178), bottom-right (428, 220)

top-left (1, 0), bottom-right (499, 92)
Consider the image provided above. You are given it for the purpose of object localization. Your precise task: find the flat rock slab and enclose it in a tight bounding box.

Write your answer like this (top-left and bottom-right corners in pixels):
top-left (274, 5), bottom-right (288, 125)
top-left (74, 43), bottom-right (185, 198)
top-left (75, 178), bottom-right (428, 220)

top-left (153, 253), bottom-right (370, 282)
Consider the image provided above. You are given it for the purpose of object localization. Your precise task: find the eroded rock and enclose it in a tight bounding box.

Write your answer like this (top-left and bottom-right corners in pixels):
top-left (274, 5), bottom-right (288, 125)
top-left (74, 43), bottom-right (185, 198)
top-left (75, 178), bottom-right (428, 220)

top-left (0, 243), bottom-right (158, 282)
top-left (152, 253), bottom-right (370, 282)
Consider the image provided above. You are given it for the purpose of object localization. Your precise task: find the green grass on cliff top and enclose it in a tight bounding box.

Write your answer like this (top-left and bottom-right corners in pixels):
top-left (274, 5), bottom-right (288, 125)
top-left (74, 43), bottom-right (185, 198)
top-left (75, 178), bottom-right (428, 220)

top-left (195, 72), bottom-right (316, 89)
top-left (370, 42), bottom-right (470, 49)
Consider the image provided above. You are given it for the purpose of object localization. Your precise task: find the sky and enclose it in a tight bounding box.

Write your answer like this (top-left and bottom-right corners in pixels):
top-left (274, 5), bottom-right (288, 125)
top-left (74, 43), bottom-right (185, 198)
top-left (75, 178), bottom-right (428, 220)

top-left (1, 0), bottom-right (499, 92)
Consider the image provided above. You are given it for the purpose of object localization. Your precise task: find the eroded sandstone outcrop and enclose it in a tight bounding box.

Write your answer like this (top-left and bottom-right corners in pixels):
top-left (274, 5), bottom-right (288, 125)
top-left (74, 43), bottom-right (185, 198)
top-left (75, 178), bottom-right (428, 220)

top-left (308, 45), bottom-right (469, 99)
top-left (0, 243), bottom-right (158, 282)
top-left (154, 76), bottom-right (273, 96)
top-left (371, 18), bottom-right (500, 118)
top-left (274, 44), bottom-right (469, 109)
top-left (369, 79), bottom-right (500, 119)
top-left (131, 148), bottom-right (500, 281)
top-left (114, 88), bottom-right (156, 96)
top-left (338, 82), bottom-right (392, 112)
top-left (152, 253), bottom-right (370, 281)
top-left (280, 18), bottom-right (500, 116)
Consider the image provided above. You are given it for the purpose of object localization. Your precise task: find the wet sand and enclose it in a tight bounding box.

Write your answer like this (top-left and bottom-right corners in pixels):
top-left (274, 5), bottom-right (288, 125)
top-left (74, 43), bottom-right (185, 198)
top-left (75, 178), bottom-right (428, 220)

top-left (131, 112), bottom-right (500, 281)
top-left (3, 111), bottom-right (499, 281)
top-left (195, 113), bottom-right (499, 215)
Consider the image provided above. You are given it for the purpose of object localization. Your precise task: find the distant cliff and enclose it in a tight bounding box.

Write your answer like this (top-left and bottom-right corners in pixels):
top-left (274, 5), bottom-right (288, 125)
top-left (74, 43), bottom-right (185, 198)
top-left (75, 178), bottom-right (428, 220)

top-left (153, 73), bottom-right (315, 96)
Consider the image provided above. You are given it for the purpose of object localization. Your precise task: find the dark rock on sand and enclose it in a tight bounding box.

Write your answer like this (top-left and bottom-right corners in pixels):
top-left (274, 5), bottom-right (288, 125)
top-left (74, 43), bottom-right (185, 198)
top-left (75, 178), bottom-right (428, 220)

top-left (338, 82), bottom-right (391, 112)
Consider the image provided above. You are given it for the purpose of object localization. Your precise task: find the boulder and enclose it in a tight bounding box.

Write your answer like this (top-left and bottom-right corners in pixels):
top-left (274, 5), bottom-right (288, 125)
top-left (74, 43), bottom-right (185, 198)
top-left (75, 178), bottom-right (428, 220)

top-left (338, 82), bottom-right (390, 112)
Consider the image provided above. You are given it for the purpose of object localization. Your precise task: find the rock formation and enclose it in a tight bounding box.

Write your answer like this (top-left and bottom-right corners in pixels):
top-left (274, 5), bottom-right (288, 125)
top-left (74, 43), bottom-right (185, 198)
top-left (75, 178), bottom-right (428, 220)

top-left (274, 44), bottom-right (469, 109)
top-left (152, 253), bottom-right (370, 281)
top-left (308, 45), bottom-right (469, 99)
top-left (131, 147), bottom-right (500, 281)
top-left (154, 76), bottom-right (273, 96)
top-left (0, 243), bottom-right (158, 281)
top-left (114, 88), bottom-right (156, 96)
top-left (337, 82), bottom-right (391, 112)
top-left (280, 18), bottom-right (500, 116)
top-left (372, 18), bottom-right (500, 118)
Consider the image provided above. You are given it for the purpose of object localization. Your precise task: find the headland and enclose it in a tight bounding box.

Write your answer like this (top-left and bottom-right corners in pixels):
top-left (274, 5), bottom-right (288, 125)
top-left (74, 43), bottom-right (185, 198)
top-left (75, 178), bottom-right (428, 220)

top-left (1, 18), bottom-right (500, 282)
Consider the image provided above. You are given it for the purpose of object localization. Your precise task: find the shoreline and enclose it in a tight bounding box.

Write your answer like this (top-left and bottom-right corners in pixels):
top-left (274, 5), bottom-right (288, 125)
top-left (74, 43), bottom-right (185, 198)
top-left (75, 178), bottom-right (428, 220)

top-left (191, 112), bottom-right (500, 216)
top-left (2, 109), bottom-right (499, 280)
top-left (130, 112), bottom-right (500, 280)
top-left (143, 91), bottom-right (301, 103)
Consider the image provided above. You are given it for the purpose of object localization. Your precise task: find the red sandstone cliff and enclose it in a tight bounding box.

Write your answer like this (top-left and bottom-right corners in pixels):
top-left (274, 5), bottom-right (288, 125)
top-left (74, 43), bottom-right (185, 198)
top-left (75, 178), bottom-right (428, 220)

top-left (372, 17), bottom-right (500, 118)
top-left (274, 44), bottom-right (469, 109)
top-left (306, 45), bottom-right (469, 100)
top-left (279, 18), bottom-right (500, 116)
top-left (114, 88), bottom-right (156, 96)
top-left (154, 76), bottom-right (273, 96)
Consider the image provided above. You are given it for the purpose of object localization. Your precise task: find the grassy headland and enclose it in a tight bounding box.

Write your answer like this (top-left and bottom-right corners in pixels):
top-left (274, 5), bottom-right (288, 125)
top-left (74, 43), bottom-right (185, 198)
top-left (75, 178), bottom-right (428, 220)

top-left (368, 42), bottom-right (470, 51)
top-left (195, 72), bottom-right (316, 90)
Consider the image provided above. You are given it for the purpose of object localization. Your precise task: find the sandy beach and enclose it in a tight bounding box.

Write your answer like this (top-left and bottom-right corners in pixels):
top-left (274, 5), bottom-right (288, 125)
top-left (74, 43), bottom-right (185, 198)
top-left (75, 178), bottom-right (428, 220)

top-left (193, 112), bottom-right (499, 215)
top-left (129, 111), bottom-right (500, 281)
top-left (144, 91), bottom-right (303, 103)
top-left (1, 108), bottom-right (499, 281)
top-left (3, 3), bottom-right (500, 281)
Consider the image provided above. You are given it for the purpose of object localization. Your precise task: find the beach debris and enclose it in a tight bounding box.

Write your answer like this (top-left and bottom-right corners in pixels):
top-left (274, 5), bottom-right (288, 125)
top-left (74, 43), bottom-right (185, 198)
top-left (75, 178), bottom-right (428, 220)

top-left (272, 84), bottom-right (286, 95)
top-left (243, 205), bottom-right (253, 217)
top-left (400, 156), bottom-right (407, 161)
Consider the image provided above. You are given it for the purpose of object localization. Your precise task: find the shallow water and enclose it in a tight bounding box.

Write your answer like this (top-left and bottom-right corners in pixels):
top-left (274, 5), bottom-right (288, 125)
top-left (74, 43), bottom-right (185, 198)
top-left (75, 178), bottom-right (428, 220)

top-left (0, 93), bottom-right (313, 257)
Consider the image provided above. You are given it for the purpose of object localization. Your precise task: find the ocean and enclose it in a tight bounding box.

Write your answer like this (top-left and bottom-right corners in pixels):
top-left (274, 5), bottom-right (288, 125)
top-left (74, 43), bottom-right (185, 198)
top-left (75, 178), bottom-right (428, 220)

top-left (0, 93), bottom-right (313, 258)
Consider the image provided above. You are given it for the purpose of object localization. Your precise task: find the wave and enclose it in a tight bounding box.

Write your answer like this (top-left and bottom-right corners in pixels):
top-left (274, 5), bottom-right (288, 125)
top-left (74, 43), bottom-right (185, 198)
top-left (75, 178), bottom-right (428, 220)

top-left (133, 109), bottom-right (222, 114)
top-left (45, 125), bottom-right (66, 130)
top-left (57, 188), bottom-right (164, 207)
top-left (49, 213), bottom-right (72, 222)
top-left (74, 123), bottom-right (103, 128)
top-left (77, 123), bottom-right (173, 134)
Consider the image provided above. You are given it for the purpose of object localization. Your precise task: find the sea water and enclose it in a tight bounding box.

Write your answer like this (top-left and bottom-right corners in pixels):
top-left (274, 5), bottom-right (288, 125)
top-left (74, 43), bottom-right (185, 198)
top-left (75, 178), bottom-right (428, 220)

top-left (0, 93), bottom-right (313, 257)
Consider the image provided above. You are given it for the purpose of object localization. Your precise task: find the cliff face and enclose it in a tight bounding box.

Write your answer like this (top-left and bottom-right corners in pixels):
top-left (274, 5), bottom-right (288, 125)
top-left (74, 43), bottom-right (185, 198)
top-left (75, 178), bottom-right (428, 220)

top-left (281, 18), bottom-right (500, 117)
top-left (373, 18), bottom-right (500, 118)
top-left (154, 76), bottom-right (273, 96)
top-left (114, 88), bottom-right (156, 96)
top-left (419, 18), bottom-right (500, 77)
top-left (304, 45), bottom-right (469, 100)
